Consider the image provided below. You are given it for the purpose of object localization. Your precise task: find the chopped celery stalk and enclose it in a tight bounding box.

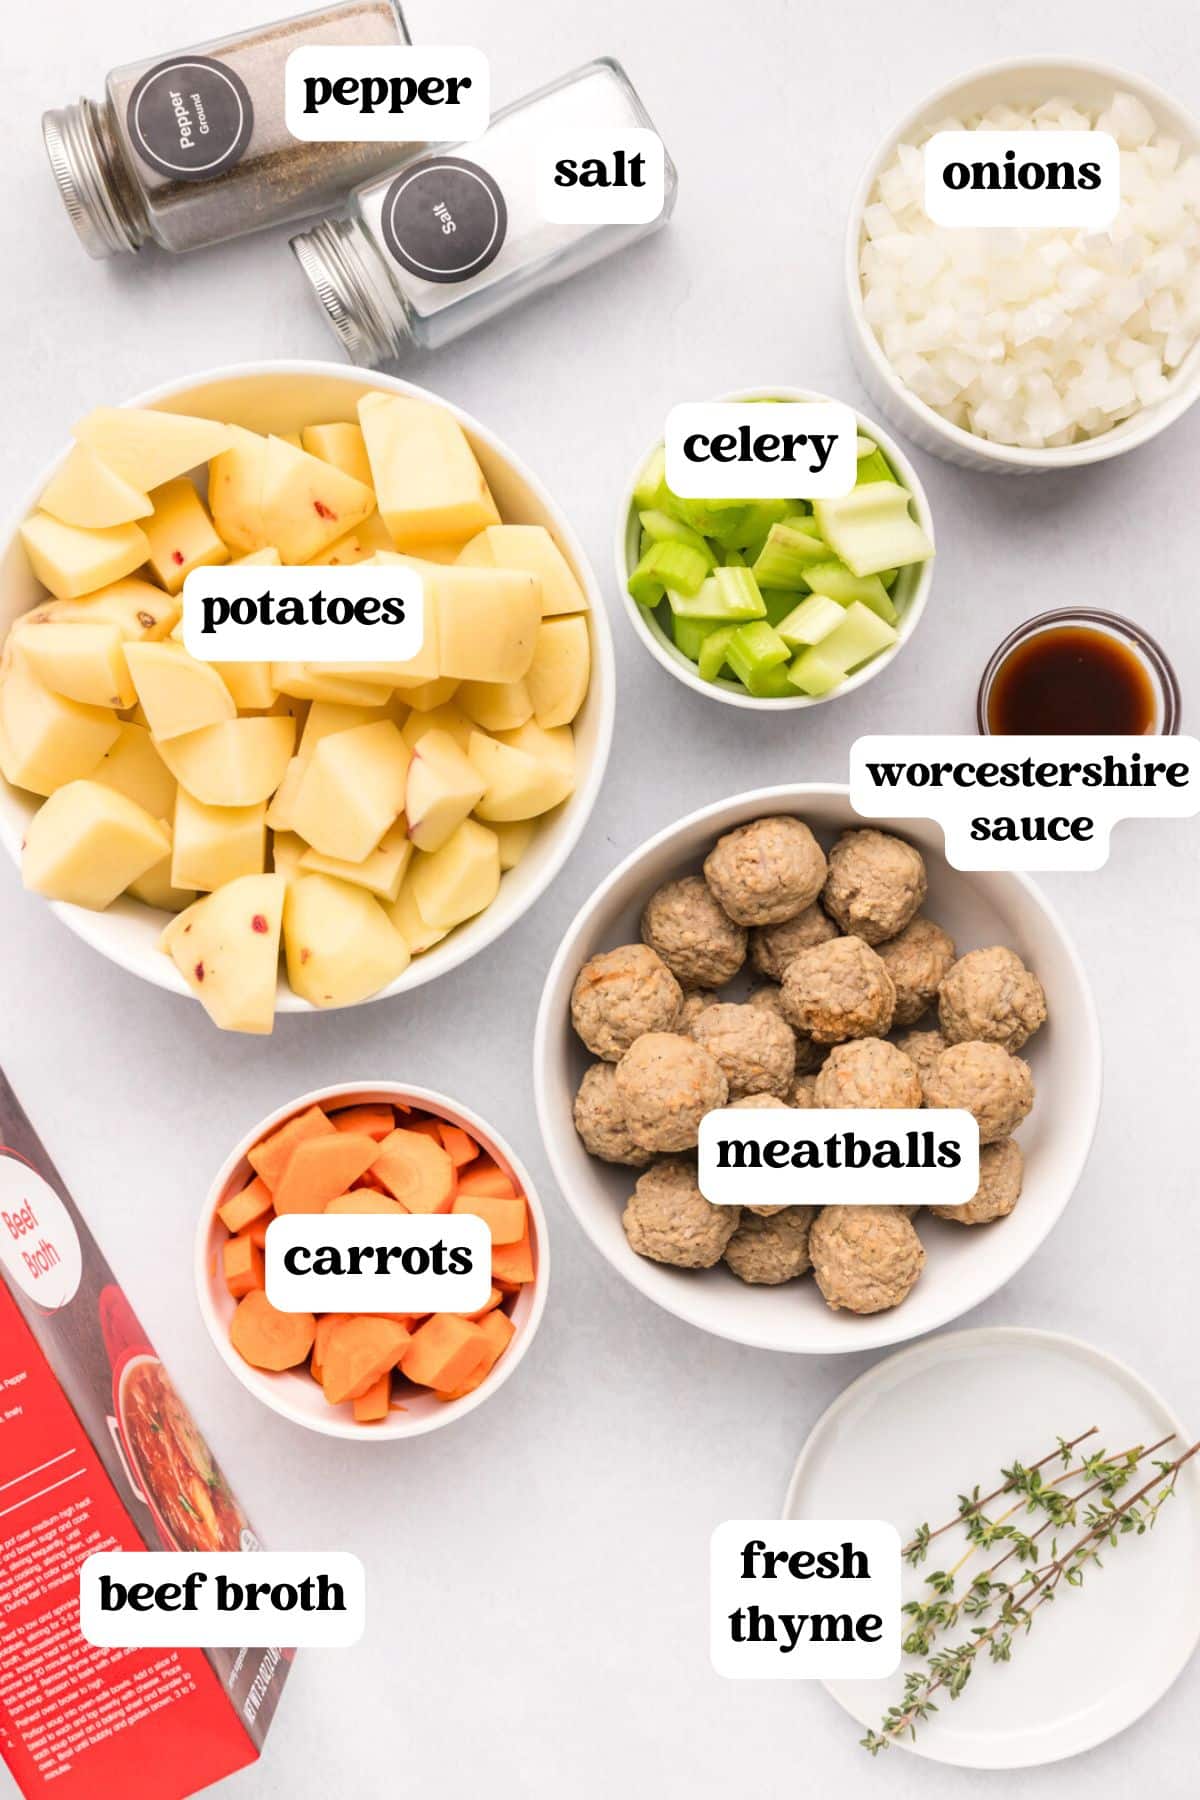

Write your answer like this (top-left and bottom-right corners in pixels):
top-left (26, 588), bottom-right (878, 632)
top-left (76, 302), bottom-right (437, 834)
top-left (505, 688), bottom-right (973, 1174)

top-left (811, 482), bottom-right (933, 578)
top-left (816, 601), bottom-right (899, 671)
top-left (743, 660), bottom-right (798, 698)
top-left (854, 445), bottom-right (895, 485)
top-left (675, 496), bottom-right (754, 544)
top-left (713, 565), bottom-right (767, 619)
top-left (697, 624), bottom-right (738, 682)
top-left (751, 522), bottom-right (827, 590)
top-left (856, 435), bottom-right (877, 457)
top-left (775, 593), bottom-right (846, 647)
top-left (639, 529), bottom-right (651, 558)
top-left (632, 445), bottom-right (669, 512)
top-left (787, 647), bottom-right (845, 698)
top-left (879, 567), bottom-right (899, 590)
top-left (761, 587), bottom-right (800, 626)
top-left (725, 620), bottom-right (791, 688)
top-left (723, 546), bottom-right (746, 567)
top-left (638, 509), bottom-right (715, 565)
top-left (628, 540), bottom-right (710, 606)
top-left (672, 614), bottom-right (715, 661)
top-left (726, 498), bottom-right (794, 549)
top-left (666, 571), bottom-right (762, 621)
top-left (804, 560), bottom-right (897, 622)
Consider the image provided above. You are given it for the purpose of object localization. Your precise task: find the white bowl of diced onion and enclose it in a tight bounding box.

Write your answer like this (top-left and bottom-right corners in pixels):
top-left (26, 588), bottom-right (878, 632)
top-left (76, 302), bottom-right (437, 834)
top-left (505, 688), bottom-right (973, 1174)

top-left (616, 387), bottom-right (935, 710)
top-left (845, 58), bottom-right (1200, 471)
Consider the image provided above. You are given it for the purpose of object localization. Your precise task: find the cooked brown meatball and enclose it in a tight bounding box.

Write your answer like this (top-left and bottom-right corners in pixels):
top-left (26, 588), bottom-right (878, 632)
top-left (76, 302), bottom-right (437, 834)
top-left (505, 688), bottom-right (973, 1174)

top-left (931, 1137), bottom-right (1024, 1225)
top-left (640, 875), bottom-right (747, 989)
top-left (570, 943), bottom-right (683, 1060)
top-left (572, 1063), bottom-right (654, 1167)
top-left (791, 1073), bottom-right (820, 1107)
top-left (703, 816), bottom-right (827, 926)
top-left (939, 946), bottom-right (1047, 1053)
top-left (924, 1041), bottom-right (1034, 1145)
top-left (614, 1032), bottom-right (729, 1152)
top-left (822, 829), bottom-right (927, 945)
top-left (809, 1205), bottom-right (926, 1313)
top-left (746, 982), bottom-right (787, 1019)
top-left (781, 937), bottom-right (896, 1043)
top-left (690, 1003), bottom-right (796, 1100)
top-left (893, 1027), bottom-right (948, 1094)
top-left (750, 904), bottom-right (838, 979)
top-left (814, 1038), bottom-right (922, 1109)
top-left (679, 989), bottom-right (720, 1029)
top-left (621, 1158), bottom-right (739, 1268)
top-left (724, 1206), bottom-right (818, 1284)
top-left (747, 984), bottom-right (823, 1071)
top-left (876, 916), bottom-right (956, 1027)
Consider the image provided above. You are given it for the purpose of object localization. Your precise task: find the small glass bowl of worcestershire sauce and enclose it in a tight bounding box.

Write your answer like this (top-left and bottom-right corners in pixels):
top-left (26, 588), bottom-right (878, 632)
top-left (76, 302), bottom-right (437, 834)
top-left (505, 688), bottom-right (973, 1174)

top-left (977, 609), bottom-right (1181, 736)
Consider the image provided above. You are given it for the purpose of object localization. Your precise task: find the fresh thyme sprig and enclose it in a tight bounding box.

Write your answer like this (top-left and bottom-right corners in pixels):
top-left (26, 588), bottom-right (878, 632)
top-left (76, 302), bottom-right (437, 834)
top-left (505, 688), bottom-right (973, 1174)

top-left (862, 1435), bottom-right (1200, 1755)
top-left (902, 1426), bottom-right (1098, 1566)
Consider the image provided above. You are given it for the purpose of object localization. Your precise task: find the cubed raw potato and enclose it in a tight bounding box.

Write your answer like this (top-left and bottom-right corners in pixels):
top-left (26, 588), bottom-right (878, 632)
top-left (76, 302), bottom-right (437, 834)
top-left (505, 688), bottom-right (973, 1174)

top-left (161, 873), bottom-right (286, 1035)
top-left (142, 478), bottom-right (229, 594)
top-left (265, 756), bottom-right (305, 830)
top-left (400, 677), bottom-right (457, 713)
top-left (18, 620), bottom-right (135, 710)
top-left (127, 845), bottom-right (196, 912)
top-left (172, 789), bottom-right (265, 891)
top-left (457, 523), bottom-right (588, 616)
top-left (358, 392), bottom-right (500, 547)
top-left (39, 443), bottom-right (152, 529)
top-left (0, 658), bottom-right (120, 796)
top-left (388, 875), bottom-right (448, 954)
top-left (313, 512), bottom-right (394, 566)
top-left (498, 718), bottom-right (576, 790)
top-left (468, 727), bottom-right (574, 821)
top-left (299, 821), bottom-right (412, 901)
top-left (296, 700), bottom-right (388, 763)
top-left (272, 663), bottom-right (391, 707)
top-left (89, 722), bottom-right (175, 820)
top-left (22, 780), bottom-right (170, 909)
top-left (301, 421), bottom-right (373, 487)
top-left (405, 728), bottom-right (486, 852)
top-left (400, 701), bottom-right (472, 752)
top-left (211, 660), bottom-right (276, 709)
top-left (155, 715), bottom-right (296, 807)
top-left (457, 678), bottom-right (533, 732)
top-left (26, 577), bottom-right (179, 643)
top-left (235, 547), bottom-right (281, 567)
top-left (319, 552), bottom-right (440, 689)
top-left (260, 436), bottom-right (375, 563)
top-left (209, 426), bottom-right (270, 553)
top-left (433, 566), bottom-right (540, 684)
top-left (74, 406), bottom-right (231, 492)
top-left (125, 641), bottom-right (237, 740)
top-left (270, 830), bottom-right (306, 881)
top-left (493, 818), bottom-right (537, 871)
top-left (525, 616), bottom-right (590, 728)
top-left (19, 512), bottom-right (150, 601)
top-left (284, 872), bottom-right (410, 1007)
top-left (292, 719), bottom-right (410, 862)
top-left (409, 819), bottom-right (500, 930)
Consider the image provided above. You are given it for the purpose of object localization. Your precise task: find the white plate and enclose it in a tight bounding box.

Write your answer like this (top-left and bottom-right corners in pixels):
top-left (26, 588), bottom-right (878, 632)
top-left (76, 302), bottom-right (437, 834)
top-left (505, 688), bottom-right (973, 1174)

top-left (783, 1327), bottom-right (1200, 1768)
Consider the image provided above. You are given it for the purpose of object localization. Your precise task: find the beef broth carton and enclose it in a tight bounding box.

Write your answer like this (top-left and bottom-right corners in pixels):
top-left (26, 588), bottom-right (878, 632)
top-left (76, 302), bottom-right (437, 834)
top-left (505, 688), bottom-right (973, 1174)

top-left (0, 1068), bottom-right (290, 1797)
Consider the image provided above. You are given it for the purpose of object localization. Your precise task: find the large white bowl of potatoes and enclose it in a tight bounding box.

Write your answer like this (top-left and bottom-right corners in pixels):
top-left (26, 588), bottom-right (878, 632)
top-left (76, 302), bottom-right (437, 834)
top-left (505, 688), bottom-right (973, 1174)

top-left (0, 362), bottom-right (613, 1032)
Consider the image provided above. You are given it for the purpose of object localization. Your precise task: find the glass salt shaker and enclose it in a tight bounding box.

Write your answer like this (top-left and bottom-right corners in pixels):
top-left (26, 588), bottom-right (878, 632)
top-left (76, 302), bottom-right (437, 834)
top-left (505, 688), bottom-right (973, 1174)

top-left (290, 58), bottom-right (677, 364)
top-left (42, 1), bottom-right (411, 257)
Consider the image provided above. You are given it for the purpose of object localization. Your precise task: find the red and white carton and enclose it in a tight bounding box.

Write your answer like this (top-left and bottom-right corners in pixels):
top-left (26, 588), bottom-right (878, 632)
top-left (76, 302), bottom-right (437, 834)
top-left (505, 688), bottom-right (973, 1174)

top-left (0, 1068), bottom-right (290, 1798)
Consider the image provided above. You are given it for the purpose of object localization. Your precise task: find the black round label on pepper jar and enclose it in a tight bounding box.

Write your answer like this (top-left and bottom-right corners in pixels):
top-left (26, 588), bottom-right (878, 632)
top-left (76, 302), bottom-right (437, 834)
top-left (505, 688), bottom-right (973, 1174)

top-left (126, 56), bottom-right (254, 183)
top-left (381, 157), bottom-right (507, 284)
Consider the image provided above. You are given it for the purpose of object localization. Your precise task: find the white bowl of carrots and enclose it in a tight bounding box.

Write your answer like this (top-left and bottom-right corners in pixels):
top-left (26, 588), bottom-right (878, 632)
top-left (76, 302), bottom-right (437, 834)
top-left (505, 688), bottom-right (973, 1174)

top-left (196, 1083), bottom-right (548, 1440)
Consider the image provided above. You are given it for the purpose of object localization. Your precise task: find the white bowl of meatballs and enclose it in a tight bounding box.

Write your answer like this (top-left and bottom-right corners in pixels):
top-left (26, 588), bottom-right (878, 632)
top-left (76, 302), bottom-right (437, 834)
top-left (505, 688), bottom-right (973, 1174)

top-left (533, 787), bottom-right (1101, 1355)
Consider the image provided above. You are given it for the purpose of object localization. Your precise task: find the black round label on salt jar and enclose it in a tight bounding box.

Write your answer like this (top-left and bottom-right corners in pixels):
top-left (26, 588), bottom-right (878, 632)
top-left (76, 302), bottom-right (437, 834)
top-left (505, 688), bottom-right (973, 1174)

top-left (127, 56), bottom-right (254, 182)
top-left (381, 157), bottom-right (507, 284)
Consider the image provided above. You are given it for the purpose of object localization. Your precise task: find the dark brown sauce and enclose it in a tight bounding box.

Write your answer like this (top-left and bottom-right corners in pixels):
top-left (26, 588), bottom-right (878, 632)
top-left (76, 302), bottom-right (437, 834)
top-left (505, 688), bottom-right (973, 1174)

top-left (987, 626), bottom-right (1158, 735)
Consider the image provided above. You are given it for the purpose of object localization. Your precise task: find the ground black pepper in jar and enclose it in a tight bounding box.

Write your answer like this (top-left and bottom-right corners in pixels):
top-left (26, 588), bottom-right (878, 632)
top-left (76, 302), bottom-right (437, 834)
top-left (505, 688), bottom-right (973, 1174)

top-left (42, 1), bottom-right (411, 258)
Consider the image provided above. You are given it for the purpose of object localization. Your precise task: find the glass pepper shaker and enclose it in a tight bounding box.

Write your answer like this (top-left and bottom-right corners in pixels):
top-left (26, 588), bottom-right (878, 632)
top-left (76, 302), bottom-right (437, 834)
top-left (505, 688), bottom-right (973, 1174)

top-left (42, 1), bottom-right (411, 258)
top-left (290, 58), bottom-right (677, 365)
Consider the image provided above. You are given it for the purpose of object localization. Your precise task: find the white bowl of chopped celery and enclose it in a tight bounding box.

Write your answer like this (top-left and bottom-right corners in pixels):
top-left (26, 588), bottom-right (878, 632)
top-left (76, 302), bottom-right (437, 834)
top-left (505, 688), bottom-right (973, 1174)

top-left (616, 388), bottom-right (935, 709)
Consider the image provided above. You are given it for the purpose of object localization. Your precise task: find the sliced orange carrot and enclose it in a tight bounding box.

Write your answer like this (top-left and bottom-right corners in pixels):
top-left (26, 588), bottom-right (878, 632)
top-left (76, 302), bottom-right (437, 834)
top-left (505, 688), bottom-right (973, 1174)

top-left (493, 1276), bottom-right (521, 1295)
top-left (324, 1189), bottom-right (406, 1215)
top-left (248, 1103), bottom-right (335, 1190)
top-left (456, 1161), bottom-right (518, 1201)
top-left (406, 1117), bottom-right (446, 1144)
top-left (436, 1309), bottom-right (516, 1400)
top-left (230, 1290), bottom-right (315, 1371)
top-left (353, 1372), bottom-right (392, 1423)
top-left (218, 1174), bottom-right (273, 1235)
top-left (311, 1311), bottom-right (353, 1384)
top-left (491, 1220), bottom-right (535, 1286)
top-left (372, 1129), bottom-right (456, 1213)
top-left (247, 1214), bottom-right (273, 1249)
top-left (223, 1234), bottom-right (264, 1298)
top-left (436, 1121), bottom-right (479, 1168)
top-left (273, 1133), bottom-right (379, 1215)
top-left (452, 1192), bottom-right (526, 1245)
top-left (322, 1317), bottom-right (410, 1405)
top-left (400, 1314), bottom-right (489, 1391)
top-left (331, 1103), bottom-right (395, 1142)
top-left (452, 1286), bottom-right (504, 1322)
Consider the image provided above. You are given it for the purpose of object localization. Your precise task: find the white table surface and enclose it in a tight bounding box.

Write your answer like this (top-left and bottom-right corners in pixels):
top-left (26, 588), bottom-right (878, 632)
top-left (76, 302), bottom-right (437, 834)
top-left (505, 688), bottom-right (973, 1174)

top-left (3, 1), bottom-right (1200, 1794)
